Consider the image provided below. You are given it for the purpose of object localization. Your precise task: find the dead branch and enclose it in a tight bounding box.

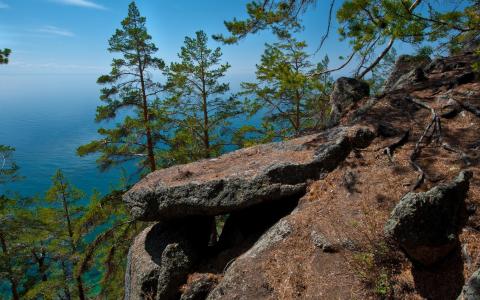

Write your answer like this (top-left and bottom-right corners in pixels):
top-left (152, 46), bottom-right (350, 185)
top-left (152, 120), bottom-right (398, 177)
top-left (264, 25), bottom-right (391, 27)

top-left (310, 51), bottom-right (357, 77)
top-left (357, 0), bottom-right (422, 79)
top-left (407, 97), bottom-right (439, 190)
top-left (457, 100), bottom-right (480, 117)
top-left (314, 0), bottom-right (336, 55)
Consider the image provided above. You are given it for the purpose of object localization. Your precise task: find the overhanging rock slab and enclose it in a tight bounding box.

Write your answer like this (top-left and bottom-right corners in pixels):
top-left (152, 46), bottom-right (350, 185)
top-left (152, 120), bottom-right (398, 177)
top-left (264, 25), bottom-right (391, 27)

top-left (123, 125), bottom-right (375, 221)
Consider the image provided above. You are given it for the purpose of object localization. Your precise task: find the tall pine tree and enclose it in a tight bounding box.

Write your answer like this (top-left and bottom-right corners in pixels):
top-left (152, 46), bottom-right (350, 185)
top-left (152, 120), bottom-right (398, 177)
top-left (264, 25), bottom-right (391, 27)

top-left (77, 1), bottom-right (166, 174)
top-left (239, 36), bottom-right (333, 143)
top-left (164, 30), bottom-right (241, 162)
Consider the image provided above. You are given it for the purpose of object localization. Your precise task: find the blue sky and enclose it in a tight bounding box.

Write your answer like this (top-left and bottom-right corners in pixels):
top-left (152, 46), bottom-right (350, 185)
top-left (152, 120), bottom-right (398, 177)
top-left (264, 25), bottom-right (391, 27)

top-left (0, 0), bottom-right (355, 81)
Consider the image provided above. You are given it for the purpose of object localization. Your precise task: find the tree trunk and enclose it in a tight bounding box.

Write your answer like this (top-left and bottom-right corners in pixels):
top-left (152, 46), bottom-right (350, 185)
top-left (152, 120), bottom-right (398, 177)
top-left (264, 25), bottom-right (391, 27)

top-left (135, 50), bottom-right (156, 173)
top-left (59, 181), bottom-right (86, 300)
top-left (295, 90), bottom-right (301, 136)
top-left (33, 248), bottom-right (48, 282)
top-left (138, 69), bottom-right (156, 172)
top-left (76, 276), bottom-right (86, 300)
top-left (357, 0), bottom-right (422, 79)
top-left (1, 235), bottom-right (20, 300)
top-left (201, 69), bottom-right (210, 159)
top-left (202, 92), bottom-right (210, 159)
top-left (61, 260), bottom-right (72, 300)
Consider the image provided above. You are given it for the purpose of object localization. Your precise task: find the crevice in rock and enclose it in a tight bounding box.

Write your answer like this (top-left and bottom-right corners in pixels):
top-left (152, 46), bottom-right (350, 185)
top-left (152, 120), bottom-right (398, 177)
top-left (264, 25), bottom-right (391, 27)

top-left (196, 193), bottom-right (302, 275)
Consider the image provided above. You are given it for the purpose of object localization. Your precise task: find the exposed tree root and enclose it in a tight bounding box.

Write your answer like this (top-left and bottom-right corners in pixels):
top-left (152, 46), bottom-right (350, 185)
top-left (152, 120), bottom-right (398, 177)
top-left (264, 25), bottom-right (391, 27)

top-left (383, 130), bottom-right (410, 163)
top-left (406, 96), bottom-right (471, 190)
top-left (458, 100), bottom-right (480, 117)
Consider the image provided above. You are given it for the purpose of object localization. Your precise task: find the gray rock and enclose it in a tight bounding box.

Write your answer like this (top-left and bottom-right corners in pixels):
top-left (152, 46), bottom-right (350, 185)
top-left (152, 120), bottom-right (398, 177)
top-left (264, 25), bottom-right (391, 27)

top-left (124, 126), bottom-right (375, 221)
top-left (329, 77), bottom-right (370, 123)
top-left (389, 67), bottom-right (428, 91)
top-left (384, 171), bottom-right (472, 266)
top-left (124, 218), bottom-right (211, 300)
top-left (424, 54), bottom-right (472, 75)
top-left (244, 219), bottom-right (292, 258)
top-left (180, 274), bottom-right (219, 300)
top-left (458, 268), bottom-right (480, 300)
top-left (384, 55), bottom-right (432, 92)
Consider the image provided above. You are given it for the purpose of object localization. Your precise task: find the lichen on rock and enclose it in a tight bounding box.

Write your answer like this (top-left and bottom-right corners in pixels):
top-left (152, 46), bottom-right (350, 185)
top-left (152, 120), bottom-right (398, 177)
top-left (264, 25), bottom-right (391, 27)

top-left (384, 170), bottom-right (472, 266)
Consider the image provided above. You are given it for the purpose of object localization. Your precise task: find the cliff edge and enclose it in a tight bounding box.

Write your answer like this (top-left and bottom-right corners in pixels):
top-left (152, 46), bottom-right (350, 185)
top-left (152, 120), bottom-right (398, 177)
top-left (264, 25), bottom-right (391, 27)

top-left (123, 50), bottom-right (480, 300)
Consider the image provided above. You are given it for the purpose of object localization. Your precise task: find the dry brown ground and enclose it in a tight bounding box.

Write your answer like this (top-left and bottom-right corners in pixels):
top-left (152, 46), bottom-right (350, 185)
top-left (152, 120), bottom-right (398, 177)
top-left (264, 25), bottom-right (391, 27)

top-left (174, 53), bottom-right (480, 300)
top-left (207, 55), bottom-right (480, 299)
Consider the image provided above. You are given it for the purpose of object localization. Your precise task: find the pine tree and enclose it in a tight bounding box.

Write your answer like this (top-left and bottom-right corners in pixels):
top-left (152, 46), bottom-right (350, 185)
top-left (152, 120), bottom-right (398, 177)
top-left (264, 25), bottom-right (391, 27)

top-left (164, 30), bottom-right (241, 162)
top-left (77, 1), bottom-right (166, 174)
top-left (239, 36), bottom-right (333, 143)
top-left (75, 190), bottom-right (140, 299)
top-left (0, 147), bottom-right (44, 300)
top-left (0, 48), bottom-right (11, 64)
top-left (44, 170), bottom-right (87, 300)
top-left (0, 195), bottom-right (31, 300)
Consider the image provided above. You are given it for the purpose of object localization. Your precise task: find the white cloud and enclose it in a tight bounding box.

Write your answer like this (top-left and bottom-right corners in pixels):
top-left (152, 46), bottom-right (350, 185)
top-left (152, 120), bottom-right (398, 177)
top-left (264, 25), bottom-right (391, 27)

top-left (11, 61), bottom-right (105, 71)
top-left (37, 25), bottom-right (75, 37)
top-left (0, 1), bottom-right (9, 9)
top-left (51, 0), bottom-right (105, 10)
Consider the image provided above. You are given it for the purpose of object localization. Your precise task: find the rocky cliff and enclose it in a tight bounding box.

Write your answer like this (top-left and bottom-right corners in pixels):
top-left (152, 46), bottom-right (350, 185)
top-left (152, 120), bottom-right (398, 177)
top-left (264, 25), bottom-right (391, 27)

top-left (123, 50), bottom-right (480, 300)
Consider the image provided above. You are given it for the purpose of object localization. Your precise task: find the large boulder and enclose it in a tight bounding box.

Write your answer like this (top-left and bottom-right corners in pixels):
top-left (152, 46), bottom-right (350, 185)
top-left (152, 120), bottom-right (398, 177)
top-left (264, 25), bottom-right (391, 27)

top-left (124, 218), bottom-right (212, 300)
top-left (458, 268), bottom-right (480, 300)
top-left (329, 77), bottom-right (370, 123)
top-left (384, 171), bottom-right (472, 266)
top-left (383, 55), bottom-right (432, 92)
top-left (124, 125), bottom-right (375, 221)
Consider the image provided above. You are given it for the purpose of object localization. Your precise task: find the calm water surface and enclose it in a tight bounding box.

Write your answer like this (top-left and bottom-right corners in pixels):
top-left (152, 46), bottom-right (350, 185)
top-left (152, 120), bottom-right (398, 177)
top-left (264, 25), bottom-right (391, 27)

top-left (0, 73), bottom-right (131, 196)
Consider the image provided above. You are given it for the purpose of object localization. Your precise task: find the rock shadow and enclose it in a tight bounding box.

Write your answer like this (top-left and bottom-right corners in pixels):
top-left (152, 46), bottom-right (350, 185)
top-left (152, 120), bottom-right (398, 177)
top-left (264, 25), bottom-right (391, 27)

top-left (197, 194), bottom-right (301, 273)
top-left (411, 245), bottom-right (465, 300)
top-left (142, 217), bottom-right (212, 299)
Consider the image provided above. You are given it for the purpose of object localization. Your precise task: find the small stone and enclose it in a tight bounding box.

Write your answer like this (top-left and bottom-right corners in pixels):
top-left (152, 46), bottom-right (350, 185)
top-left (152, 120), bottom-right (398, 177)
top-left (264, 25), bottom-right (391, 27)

top-left (311, 231), bottom-right (336, 253)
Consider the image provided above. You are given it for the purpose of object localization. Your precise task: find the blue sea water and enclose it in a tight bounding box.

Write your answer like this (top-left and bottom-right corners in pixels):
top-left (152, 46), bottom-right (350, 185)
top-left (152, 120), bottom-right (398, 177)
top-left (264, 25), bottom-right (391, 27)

top-left (0, 73), bottom-right (133, 197)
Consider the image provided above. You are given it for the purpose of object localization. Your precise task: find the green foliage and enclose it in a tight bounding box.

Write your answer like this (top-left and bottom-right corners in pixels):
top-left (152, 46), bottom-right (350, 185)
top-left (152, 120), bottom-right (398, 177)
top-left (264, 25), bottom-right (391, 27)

top-left (238, 36), bottom-right (333, 144)
top-left (213, 0), bottom-right (316, 43)
top-left (219, 0), bottom-right (480, 79)
top-left (75, 190), bottom-right (141, 299)
top-left (0, 145), bottom-right (21, 184)
top-left (164, 30), bottom-right (242, 161)
top-left (77, 1), bottom-right (167, 174)
top-left (0, 48), bottom-right (11, 64)
top-left (350, 240), bottom-right (399, 298)
top-left (0, 195), bottom-right (45, 300)
top-left (36, 170), bottom-right (89, 299)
